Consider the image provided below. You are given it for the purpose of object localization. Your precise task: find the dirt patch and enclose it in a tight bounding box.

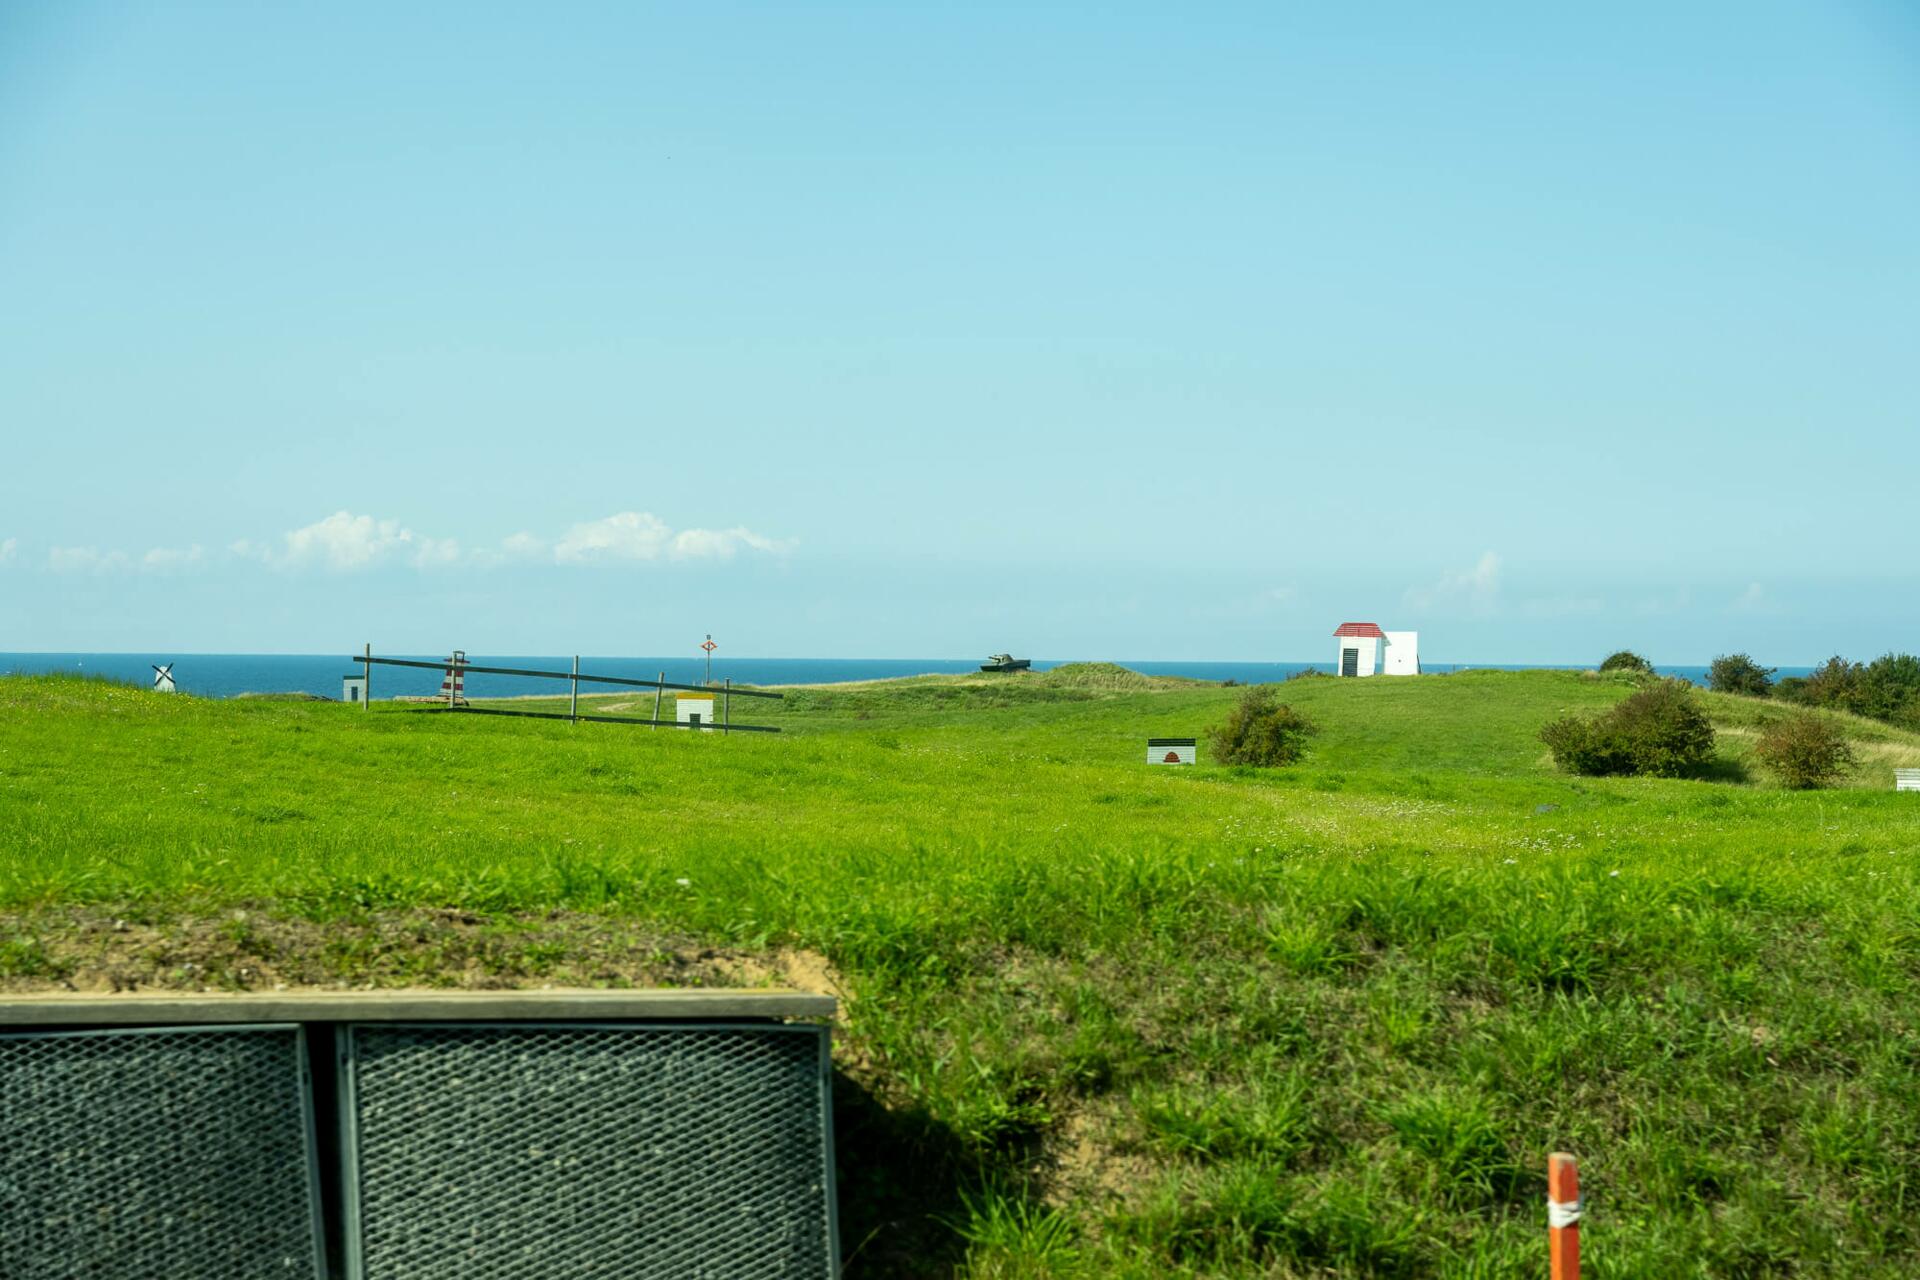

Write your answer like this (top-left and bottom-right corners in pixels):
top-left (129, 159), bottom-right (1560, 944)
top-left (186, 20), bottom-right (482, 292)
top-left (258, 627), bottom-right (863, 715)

top-left (1049, 1102), bottom-right (1155, 1213)
top-left (0, 907), bottom-right (849, 1011)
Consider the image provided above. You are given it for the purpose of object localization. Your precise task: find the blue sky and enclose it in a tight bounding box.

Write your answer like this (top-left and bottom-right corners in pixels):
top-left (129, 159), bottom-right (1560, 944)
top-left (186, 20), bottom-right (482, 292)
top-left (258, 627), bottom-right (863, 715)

top-left (2, 2), bottom-right (1916, 663)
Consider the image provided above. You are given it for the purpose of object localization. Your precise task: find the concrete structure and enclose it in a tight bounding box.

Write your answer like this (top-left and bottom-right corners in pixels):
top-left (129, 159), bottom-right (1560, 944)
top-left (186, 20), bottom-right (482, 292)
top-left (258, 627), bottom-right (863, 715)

top-left (0, 988), bottom-right (835, 1025)
top-left (342, 675), bottom-right (367, 705)
top-left (1148, 737), bottom-right (1196, 765)
top-left (677, 692), bottom-right (717, 730)
top-left (1333, 623), bottom-right (1419, 677)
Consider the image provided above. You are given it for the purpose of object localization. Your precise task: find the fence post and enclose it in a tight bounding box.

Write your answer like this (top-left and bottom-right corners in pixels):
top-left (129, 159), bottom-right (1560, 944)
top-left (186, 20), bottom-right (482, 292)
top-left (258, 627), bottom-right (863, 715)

top-left (1549, 1152), bottom-right (1581, 1280)
top-left (570, 655), bottom-right (579, 723)
top-left (362, 643), bottom-right (371, 711)
top-left (724, 678), bottom-right (730, 735)
top-left (653, 672), bottom-right (664, 729)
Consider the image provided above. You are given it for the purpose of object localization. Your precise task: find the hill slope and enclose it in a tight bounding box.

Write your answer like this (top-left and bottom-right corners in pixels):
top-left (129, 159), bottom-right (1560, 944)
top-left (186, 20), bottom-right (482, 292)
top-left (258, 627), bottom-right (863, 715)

top-left (4, 669), bottom-right (1920, 1277)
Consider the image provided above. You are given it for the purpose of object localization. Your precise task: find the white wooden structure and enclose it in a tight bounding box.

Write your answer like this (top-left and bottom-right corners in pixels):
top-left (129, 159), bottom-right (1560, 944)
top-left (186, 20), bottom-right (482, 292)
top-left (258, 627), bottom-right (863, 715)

top-left (677, 692), bottom-right (717, 730)
top-left (1898, 769), bottom-right (1920, 793)
top-left (1333, 623), bottom-right (1418, 676)
top-left (342, 675), bottom-right (367, 705)
top-left (1147, 737), bottom-right (1196, 765)
top-left (151, 663), bottom-right (176, 693)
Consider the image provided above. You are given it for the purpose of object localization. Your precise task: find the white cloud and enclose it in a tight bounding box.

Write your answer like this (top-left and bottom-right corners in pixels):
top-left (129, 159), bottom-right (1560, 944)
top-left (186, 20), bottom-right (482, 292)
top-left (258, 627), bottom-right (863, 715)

top-left (48, 546), bottom-right (129, 574)
top-left (1730, 582), bottom-right (1774, 614)
top-left (549, 512), bottom-right (792, 565)
top-left (1404, 551), bottom-right (1501, 613)
top-left (553, 511), bottom-right (673, 564)
top-left (271, 511), bottom-right (456, 571)
top-left (53, 510), bottom-right (789, 576)
top-left (501, 531), bottom-right (548, 559)
top-left (142, 544), bottom-right (206, 571)
top-left (668, 525), bottom-right (794, 560)
top-left (0, 538), bottom-right (15, 565)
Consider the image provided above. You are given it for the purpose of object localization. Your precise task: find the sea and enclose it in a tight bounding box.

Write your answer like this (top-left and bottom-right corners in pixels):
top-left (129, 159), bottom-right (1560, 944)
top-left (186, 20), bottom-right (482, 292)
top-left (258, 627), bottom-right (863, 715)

top-left (0, 653), bottom-right (1815, 700)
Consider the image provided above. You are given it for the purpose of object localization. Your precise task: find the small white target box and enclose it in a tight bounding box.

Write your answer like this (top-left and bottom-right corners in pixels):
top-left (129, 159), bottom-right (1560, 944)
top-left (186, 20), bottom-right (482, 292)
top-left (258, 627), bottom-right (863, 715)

top-left (1898, 769), bottom-right (1920, 793)
top-left (1148, 737), bottom-right (1196, 765)
top-left (342, 676), bottom-right (367, 704)
top-left (677, 692), bottom-right (717, 730)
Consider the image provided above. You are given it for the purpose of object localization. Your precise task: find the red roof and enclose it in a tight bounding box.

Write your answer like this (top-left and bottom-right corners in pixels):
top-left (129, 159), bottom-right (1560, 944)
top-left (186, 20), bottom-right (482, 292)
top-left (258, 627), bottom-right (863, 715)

top-left (1332, 622), bottom-right (1385, 638)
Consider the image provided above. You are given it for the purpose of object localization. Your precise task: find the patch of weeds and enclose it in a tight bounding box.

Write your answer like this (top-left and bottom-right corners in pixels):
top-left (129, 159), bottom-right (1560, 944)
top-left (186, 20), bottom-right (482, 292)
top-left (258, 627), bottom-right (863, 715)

top-left (1128, 1159), bottom-right (1301, 1267)
top-left (217, 912), bottom-right (277, 959)
top-left (1380, 1086), bottom-right (1522, 1207)
top-left (0, 934), bottom-right (73, 979)
top-left (944, 1182), bottom-right (1081, 1279)
top-left (1263, 913), bottom-right (1357, 976)
top-left (1134, 1069), bottom-right (1310, 1164)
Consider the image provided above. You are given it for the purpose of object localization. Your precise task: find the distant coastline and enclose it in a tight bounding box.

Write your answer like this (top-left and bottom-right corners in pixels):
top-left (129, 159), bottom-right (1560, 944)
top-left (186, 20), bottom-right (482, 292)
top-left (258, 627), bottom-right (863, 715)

top-left (1, 653), bottom-right (1817, 701)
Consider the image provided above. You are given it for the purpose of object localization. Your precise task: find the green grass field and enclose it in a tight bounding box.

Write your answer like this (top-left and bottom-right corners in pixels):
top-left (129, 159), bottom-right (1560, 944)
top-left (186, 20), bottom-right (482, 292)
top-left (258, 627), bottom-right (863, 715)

top-left (5, 665), bottom-right (1920, 1277)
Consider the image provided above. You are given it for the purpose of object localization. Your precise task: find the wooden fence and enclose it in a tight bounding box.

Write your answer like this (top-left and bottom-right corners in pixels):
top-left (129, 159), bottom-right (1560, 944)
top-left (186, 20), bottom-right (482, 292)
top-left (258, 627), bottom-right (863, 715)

top-left (351, 648), bottom-right (782, 734)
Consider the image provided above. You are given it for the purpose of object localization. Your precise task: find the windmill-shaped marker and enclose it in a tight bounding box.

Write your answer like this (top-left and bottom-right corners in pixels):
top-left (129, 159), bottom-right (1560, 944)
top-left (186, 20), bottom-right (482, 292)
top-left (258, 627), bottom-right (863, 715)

top-left (151, 664), bottom-right (176, 693)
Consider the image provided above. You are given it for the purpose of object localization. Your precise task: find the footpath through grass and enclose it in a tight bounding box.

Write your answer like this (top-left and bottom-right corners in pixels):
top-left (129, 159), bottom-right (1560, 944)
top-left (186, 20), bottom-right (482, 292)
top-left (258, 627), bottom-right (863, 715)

top-left (4, 666), bottom-right (1920, 1276)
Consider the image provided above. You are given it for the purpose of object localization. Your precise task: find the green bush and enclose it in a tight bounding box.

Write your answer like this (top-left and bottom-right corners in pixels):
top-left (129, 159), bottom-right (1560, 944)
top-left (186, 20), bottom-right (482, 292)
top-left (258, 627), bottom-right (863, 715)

top-left (1209, 688), bottom-right (1318, 767)
top-left (1752, 713), bottom-right (1857, 789)
top-left (1540, 679), bottom-right (1716, 778)
top-left (1599, 650), bottom-right (1653, 675)
top-left (1538, 716), bottom-right (1635, 776)
top-left (1778, 653), bottom-right (1920, 726)
top-left (1707, 653), bottom-right (1774, 697)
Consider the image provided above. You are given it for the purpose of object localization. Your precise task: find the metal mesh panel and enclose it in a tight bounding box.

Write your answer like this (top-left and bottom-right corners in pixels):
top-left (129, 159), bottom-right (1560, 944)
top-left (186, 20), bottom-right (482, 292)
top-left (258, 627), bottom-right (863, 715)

top-left (0, 1024), bottom-right (325, 1280)
top-left (342, 1022), bottom-right (836, 1280)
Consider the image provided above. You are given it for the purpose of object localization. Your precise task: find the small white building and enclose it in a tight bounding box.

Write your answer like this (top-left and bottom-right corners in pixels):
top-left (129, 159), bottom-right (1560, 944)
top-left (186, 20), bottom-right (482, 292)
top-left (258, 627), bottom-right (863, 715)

top-left (1333, 623), bottom-right (1419, 677)
top-left (677, 692), bottom-right (717, 730)
top-left (342, 675), bottom-right (367, 704)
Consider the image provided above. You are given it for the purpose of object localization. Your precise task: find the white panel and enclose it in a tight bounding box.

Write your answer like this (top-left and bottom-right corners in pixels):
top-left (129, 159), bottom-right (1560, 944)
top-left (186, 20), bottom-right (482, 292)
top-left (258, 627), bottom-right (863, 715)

top-left (1383, 631), bottom-right (1419, 676)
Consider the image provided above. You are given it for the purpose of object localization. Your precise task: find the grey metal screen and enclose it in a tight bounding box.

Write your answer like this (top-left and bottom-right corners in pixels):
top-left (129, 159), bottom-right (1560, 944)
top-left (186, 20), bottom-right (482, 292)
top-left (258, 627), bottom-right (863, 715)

top-left (340, 1022), bottom-right (838, 1280)
top-left (0, 1023), bottom-right (326, 1280)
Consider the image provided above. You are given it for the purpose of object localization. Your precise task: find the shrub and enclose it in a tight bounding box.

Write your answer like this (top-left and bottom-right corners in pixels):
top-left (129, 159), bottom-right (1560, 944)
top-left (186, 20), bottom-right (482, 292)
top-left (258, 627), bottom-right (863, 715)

top-left (1707, 653), bottom-right (1775, 697)
top-left (1784, 656), bottom-right (1864, 714)
top-left (1778, 653), bottom-right (1920, 726)
top-left (1538, 716), bottom-right (1636, 776)
top-left (1209, 688), bottom-right (1318, 767)
top-left (1752, 713), bottom-right (1857, 789)
top-left (1599, 650), bottom-right (1653, 676)
top-left (1540, 679), bottom-right (1716, 778)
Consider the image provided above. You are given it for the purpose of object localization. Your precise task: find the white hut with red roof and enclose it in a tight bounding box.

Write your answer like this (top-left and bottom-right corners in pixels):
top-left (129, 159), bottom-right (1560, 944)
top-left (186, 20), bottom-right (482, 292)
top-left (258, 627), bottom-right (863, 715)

top-left (1333, 622), bottom-right (1419, 677)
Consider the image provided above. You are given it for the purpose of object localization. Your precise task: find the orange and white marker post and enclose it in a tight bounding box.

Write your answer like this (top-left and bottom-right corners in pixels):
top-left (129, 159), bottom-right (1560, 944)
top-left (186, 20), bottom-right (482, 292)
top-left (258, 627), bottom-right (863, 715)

top-left (1548, 1152), bottom-right (1582, 1280)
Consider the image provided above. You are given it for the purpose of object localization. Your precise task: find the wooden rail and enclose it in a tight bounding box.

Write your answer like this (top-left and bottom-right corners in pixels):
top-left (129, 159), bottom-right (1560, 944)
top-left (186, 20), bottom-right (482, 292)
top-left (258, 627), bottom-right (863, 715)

top-left (352, 648), bottom-right (782, 733)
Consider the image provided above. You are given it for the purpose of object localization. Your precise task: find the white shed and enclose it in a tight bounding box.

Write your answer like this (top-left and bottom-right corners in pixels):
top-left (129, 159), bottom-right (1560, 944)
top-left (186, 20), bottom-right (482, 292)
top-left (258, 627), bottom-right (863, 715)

top-left (677, 692), bottom-right (717, 730)
top-left (1333, 623), bottom-right (1382, 677)
top-left (1333, 623), bottom-right (1419, 677)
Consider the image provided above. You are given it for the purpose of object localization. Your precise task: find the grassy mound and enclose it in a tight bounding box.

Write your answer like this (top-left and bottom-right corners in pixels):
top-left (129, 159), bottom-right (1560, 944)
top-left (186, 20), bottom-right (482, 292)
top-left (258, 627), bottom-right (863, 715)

top-left (5, 669), bottom-right (1920, 1275)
